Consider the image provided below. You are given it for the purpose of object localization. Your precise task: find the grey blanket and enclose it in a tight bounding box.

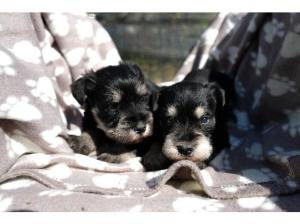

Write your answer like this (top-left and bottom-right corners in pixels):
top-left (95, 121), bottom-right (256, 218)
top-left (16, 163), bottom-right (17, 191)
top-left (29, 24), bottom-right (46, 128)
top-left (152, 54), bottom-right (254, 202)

top-left (0, 13), bottom-right (299, 212)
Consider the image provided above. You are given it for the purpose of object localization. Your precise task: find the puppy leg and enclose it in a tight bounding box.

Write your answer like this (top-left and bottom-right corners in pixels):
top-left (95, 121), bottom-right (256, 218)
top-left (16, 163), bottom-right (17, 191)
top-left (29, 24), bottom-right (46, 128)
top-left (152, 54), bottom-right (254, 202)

top-left (66, 131), bottom-right (97, 155)
top-left (142, 142), bottom-right (172, 171)
top-left (97, 151), bottom-right (137, 163)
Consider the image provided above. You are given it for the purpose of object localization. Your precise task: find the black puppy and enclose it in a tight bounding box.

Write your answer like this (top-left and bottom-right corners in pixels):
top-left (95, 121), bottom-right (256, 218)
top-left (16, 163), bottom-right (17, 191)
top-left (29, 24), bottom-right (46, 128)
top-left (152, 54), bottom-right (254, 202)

top-left (142, 69), bottom-right (232, 171)
top-left (67, 63), bottom-right (159, 163)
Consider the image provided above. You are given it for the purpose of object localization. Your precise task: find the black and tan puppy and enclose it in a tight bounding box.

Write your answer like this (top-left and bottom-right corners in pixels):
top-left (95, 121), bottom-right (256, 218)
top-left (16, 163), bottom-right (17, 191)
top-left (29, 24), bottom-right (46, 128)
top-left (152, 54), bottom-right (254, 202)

top-left (67, 63), bottom-right (159, 163)
top-left (142, 69), bottom-right (232, 171)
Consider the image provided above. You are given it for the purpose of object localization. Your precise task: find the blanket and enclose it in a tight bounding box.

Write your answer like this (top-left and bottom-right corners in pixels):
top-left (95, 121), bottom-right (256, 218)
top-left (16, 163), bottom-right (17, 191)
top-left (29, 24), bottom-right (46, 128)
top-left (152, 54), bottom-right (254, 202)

top-left (0, 13), bottom-right (299, 212)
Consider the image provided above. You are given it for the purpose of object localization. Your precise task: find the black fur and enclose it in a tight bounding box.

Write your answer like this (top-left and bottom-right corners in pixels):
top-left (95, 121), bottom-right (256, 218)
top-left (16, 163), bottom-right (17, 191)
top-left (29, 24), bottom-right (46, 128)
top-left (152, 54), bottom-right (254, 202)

top-left (142, 69), bottom-right (232, 171)
top-left (67, 63), bottom-right (159, 163)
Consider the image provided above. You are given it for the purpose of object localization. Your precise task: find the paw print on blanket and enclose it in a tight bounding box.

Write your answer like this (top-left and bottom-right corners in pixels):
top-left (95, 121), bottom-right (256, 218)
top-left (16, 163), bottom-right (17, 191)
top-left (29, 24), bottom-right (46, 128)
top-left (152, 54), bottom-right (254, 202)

top-left (0, 96), bottom-right (42, 121)
top-left (234, 110), bottom-right (254, 131)
top-left (245, 143), bottom-right (263, 161)
top-left (282, 108), bottom-right (300, 137)
top-left (210, 150), bottom-right (232, 171)
top-left (26, 77), bottom-right (57, 107)
top-left (235, 80), bottom-right (246, 97)
top-left (0, 194), bottom-right (13, 212)
top-left (239, 167), bottom-right (278, 184)
top-left (252, 89), bottom-right (263, 109)
top-left (250, 49), bottom-right (267, 76)
top-left (172, 197), bottom-right (224, 212)
top-left (263, 19), bottom-right (285, 43)
top-left (40, 126), bottom-right (64, 148)
top-left (75, 19), bottom-right (93, 40)
top-left (267, 146), bottom-right (300, 168)
top-left (10, 40), bottom-right (41, 64)
top-left (237, 196), bottom-right (278, 211)
top-left (48, 13), bottom-right (70, 37)
top-left (0, 179), bottom-right (35, 190)
top-left (0, 50), bottom-right (16, 76)
top-left (229, 135), bottom-right (242, 150)
top-left (228, 46), bottom-right (239, 64)
top-left (267, 73), bottom-right (296, 97)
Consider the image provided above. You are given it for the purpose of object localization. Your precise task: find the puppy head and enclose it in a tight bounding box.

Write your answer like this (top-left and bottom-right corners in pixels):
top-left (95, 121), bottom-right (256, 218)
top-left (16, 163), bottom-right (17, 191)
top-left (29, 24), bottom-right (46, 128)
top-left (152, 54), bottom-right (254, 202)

top-left (71, 64), bottom-right (154, 144)
top-left (156, 82), bottom-right (224, 162)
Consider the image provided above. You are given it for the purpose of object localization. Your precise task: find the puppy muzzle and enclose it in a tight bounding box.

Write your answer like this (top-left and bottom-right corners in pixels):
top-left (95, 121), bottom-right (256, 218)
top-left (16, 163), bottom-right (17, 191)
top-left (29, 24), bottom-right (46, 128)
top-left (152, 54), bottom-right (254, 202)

top-left (162, 133), bottom-right (213, 162)
top-left (92, 108), bottom-right (153, 144)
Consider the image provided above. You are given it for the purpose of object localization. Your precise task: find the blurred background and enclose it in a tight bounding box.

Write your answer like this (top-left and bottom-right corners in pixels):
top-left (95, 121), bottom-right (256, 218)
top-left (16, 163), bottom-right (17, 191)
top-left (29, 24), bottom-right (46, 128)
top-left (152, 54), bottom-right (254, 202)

top-left (93, 13), bottom-right (217, 83)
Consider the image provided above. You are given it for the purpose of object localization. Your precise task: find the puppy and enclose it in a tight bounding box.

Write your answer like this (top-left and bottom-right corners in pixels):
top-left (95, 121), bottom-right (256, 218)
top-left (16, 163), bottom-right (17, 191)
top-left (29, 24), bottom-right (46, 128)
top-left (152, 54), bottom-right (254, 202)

top-left (142, 69), bottom-right (232, 171)
top-left (67, 63), bottom-right (159, 163)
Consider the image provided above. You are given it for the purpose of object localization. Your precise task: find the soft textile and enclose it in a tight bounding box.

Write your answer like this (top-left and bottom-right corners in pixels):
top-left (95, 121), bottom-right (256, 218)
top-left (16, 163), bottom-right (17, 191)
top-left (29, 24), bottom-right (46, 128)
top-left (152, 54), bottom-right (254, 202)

top-left (0, 13), bottom-right (299, 212)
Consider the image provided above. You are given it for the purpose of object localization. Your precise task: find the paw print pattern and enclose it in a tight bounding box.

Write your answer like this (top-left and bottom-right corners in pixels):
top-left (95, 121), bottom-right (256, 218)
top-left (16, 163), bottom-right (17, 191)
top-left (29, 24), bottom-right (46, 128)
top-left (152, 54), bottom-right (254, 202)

top-left (210, 150), bottom-right (232, 171)
top-left (267, 146), bottom-right (300, 166)
top-left (48, 13), bottom-right (70, 37)
top-left (267, 73), bottom-right (296, 97)
top-left (245, 143), bottom-right (263, 161)
top-left (235, 80), bottom-right (246, 98)
top-left (211, 47), bottom-right (220, 61)
top-left (237, 196), bottom-right (278, 211)
top-left (229, 135), bottom-right (242, 150)
top-left (252, 89), bottom-right (263, 109)
top-left (239, 168), bottom-right (278, 184)
top-left (247, 18), bottom-right (257, 32)
top-left (172, 197), bottom-right (225, 212)
top-left (0, 194), bottom-right (13, 211)
top-left (26, 77), bottom-right (57, 107)
top-left (234, 110), bottom-right (254, 131)
top-left (282, 109), bottom-right (300, 137)
top-left (10, 40), bottom-right (41, 64)
top-left (281, 32), bottom-right (300, 58)
top-left (250, 49), bottom-right (267, 76)
top-left (40, 126), bottom-right (64, 148)
top-left (228, 46), bottom-right (239, 64)
top-left (75, 19), bottom-right (94, 40)
top-left (264, 19), bottom-right (285, 43)
top-left (0, 96), bottom-right (42, 121)
top-left (0, 50), bottom-right (16, 76)
top-left (266, 146), bottom-right (284, 158)
top-left (0, 179), bottom-right (35, 190)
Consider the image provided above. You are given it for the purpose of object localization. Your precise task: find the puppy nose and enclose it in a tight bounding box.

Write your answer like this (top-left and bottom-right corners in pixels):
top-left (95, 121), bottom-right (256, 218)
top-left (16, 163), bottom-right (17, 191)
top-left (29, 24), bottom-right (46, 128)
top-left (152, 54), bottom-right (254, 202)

top-left (177, 146), bottom-right (193, 156)
top-left (134, 124), bottom-right (146, 134)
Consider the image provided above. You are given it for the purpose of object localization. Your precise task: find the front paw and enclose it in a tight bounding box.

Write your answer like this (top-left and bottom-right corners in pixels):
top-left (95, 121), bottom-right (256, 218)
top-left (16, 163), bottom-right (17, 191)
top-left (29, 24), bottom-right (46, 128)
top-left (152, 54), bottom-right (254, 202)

top-left (97, 151), bottom-right (137, 163)
top-left (66, 133), bottom-right (96, 155)
top-left (142, 151), bottom-right (171, 171)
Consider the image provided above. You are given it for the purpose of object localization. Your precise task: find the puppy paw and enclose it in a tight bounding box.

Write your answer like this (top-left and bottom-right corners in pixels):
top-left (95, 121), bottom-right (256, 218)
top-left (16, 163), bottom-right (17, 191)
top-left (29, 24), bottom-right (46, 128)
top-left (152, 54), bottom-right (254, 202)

top-left (97, 151), bottom-right (137, 163)
top-left (142, 151), bottom-right (171, 171)
top-left (66, 133), bottom-right (96, 155)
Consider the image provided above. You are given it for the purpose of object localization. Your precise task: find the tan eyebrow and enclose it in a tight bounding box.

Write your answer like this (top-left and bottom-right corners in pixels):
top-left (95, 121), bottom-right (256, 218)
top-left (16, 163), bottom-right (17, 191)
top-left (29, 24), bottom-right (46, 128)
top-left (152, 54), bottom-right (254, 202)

top-left (167, 105), bottom-right (177, 117)
top-left (194, 106), bottom-right (205, 119)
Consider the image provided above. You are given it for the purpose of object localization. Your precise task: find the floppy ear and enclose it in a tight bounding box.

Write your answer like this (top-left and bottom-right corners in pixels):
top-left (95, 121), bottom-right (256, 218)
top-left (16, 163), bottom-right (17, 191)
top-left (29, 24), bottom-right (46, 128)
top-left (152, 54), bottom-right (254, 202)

top-left (183, 69), bottom-right (211, 83)
top-left (71, 73), bottom-right (96, 106)
top-left (208, 82), bottom-right (226, 108)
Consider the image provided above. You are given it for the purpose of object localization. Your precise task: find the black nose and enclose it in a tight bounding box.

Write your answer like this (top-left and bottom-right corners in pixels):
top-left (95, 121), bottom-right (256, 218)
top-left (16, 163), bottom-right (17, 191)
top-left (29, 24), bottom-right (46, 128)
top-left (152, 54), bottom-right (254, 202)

top-left (177, 146), bottom-right (193, 156)
top-left (134, 125), bottom-right (146, 134)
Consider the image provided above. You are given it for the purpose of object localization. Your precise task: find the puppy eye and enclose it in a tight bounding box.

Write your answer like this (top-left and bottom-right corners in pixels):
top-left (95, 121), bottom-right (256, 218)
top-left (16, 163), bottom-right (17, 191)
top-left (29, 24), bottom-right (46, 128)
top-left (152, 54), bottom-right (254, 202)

top-left (199, 116), bottom-right (209, 124)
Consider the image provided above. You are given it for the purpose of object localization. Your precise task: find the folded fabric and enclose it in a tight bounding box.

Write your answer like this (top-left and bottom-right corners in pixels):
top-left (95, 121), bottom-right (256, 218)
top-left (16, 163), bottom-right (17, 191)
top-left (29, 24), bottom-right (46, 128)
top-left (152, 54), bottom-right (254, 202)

top-left (0, 13), bottom-right (299, 212)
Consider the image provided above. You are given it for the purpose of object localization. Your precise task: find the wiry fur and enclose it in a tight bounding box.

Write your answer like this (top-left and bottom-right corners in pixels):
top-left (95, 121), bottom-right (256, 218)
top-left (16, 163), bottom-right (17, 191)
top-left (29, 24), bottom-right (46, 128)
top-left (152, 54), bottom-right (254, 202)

top-left (67, 63), bottom-right (159, 163)
top-left (142, 69), bottom-right (232, 171)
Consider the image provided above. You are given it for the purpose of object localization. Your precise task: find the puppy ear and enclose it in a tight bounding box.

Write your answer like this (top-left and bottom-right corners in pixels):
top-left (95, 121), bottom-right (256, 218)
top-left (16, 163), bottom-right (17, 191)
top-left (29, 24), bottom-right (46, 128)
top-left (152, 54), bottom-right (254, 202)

top-left (130, 64), bottom-right (143, 75)
top-left (71, 73), bottom-right (96, 106)
top-left (183, 69), bottom-right (211, 83)
top-left (208, 82), bottom-right (226, 108)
